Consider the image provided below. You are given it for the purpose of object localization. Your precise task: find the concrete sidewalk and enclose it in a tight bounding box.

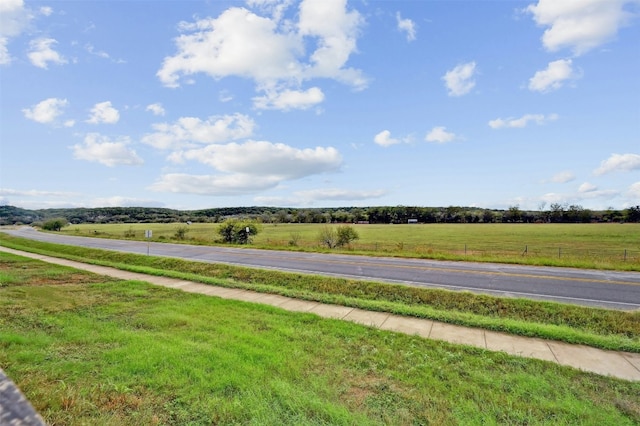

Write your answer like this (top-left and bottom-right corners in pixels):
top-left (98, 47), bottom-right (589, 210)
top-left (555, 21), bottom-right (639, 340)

top-left (2, 246), bottom-right (639, 382)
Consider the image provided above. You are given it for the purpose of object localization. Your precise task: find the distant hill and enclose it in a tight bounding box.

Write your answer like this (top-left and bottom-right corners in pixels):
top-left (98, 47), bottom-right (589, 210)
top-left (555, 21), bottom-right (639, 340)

top-left (0, 204), bottom-right (637, 225)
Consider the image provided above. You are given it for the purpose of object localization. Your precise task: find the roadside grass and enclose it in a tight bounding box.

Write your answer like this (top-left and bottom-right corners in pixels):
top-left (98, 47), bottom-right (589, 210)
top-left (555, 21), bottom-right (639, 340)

top-left (60, 223), bottom-right (640, 271)
top-left (1, 234), bottom-right (639, 353)
top-left (1, 252), bottom-right (639, 425)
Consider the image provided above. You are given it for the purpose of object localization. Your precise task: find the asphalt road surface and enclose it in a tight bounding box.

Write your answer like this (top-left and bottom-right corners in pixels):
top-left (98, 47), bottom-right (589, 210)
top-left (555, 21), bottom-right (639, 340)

top-left (3, 227), bottom-right (640, 310)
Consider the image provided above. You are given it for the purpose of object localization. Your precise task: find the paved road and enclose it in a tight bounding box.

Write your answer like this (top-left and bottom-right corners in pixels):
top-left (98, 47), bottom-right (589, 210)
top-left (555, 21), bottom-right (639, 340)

top-left (3, 227), bottom-right (640, 310)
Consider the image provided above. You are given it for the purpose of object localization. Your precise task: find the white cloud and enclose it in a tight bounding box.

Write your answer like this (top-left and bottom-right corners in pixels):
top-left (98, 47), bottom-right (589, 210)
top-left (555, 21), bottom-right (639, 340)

top-left (442, 62), bottom-right (476, 97)
top-left (528, 59), bottom-right (577, 92)
top-left (149, 173), bottom-right (282, 195)
top-left (550, 171), bottom-right (576, 183)
top-left (488, 113), bottom-right (559, 129)
top-left (396, 12), bottom-right (416, 41)
top-left (157, 0), bottom-right (367, 110)
top-left (72, 133), bottom-right (143, 167)
top-left (628, 182), bottom-right (640, 199)
top-left (425, 126), bottom-right (456, 144)
top-left (39, 6), bottom-right (52, 16)
top-left (86, 101), bottom-right (120, 124)
top-left (173, 140), bottom-right (342, 179)
top-left (91, 196), bottom-right (163, 208)
top-left (374, 130), bottom-right (400, 147)
top-left (27, 37), bottom-right (66, 69)
top-left (142, 113), bottom-right (255, 150)
top-left (0, 0), bottom-right (33, 65)
top-left (253, 87), bottom-right (325, 110)
top-left (0, 188), bottom-right (75, 197)
top-left (22, 97), bottom-right (68, 123)
top-left (525, 0), bottom-right (637, 56)
top-left (152, 139), bottom-right (342, 196)
top-left (578, 182), bottom-right (598, 193)
top-left (594, 153), bottom-right (640, 175)
top-left (294, 188), bottom-right (386, 201)
top-left (146, 103), bottom-right (166, 116)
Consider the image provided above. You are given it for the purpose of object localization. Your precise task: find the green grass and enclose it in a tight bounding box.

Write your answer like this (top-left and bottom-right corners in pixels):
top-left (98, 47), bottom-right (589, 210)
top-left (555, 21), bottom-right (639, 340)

top-left (60, 222), bottom-right (640, 270)
top-left (1, 252), bottom-right (639, 425)
top-left (1, 233), bottom-right (639, 353)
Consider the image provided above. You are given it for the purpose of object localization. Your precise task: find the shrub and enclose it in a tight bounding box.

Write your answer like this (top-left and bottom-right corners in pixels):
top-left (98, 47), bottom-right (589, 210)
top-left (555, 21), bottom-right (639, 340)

top-left (317, 225), bottom-right (337, 249)
top-left (336, 225), bottom-right (359, 247)
top-left (217, 219), bottom-right (259, 244)
top-left (174, 226), bottom-right (189, 240)
top-left (41, 218), bottom-right (68, 231)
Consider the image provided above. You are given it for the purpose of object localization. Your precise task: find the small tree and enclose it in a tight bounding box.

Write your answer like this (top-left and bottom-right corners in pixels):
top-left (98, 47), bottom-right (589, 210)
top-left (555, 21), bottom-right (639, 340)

top-left (42, 217), bottom-right (68, 231)
top-left (317, 225), bottom-right (337, 249)
top-left (217, 219), bottom-right (259, 244)
top-left (174, 226), bottom-right (189, 240)
top-left (336, 225), bottom-right (359, 247)
top-left (318, 225), bottom-right (359, 248)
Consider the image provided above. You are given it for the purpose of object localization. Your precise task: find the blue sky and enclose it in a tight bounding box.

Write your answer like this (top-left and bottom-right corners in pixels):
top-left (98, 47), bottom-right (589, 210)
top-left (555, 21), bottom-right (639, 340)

top-left (1, 0), bottom-right (639, 211)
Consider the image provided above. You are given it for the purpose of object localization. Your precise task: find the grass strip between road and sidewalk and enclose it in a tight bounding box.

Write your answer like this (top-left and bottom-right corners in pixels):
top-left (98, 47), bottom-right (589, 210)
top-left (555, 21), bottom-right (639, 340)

top-left (0, 233), bottom-right (639, 353)
top-left (2, 252), bottom-right (639, 424)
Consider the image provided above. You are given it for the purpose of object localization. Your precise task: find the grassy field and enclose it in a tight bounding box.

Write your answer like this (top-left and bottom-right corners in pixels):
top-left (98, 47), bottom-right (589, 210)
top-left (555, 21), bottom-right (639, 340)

top-left (1, 251), bottom-right (639, 425)
top-left (1, 233), bottom-right (639, 353)
top-left (60, 222), bottom-right (640, 270)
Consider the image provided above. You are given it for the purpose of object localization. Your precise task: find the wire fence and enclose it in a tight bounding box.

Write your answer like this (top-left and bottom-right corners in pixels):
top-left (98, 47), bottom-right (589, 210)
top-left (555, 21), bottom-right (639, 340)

top-left (262, 239), bottom-right (640, 264)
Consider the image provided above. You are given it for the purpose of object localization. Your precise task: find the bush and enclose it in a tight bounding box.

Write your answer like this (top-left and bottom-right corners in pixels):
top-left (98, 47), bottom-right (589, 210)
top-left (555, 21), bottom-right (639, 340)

top-left (174, 226), bottom-right (189, 240)
top-left (317, 225), bottom-right (337, 249)
top-left (41, 218), bottom-right (68, 231)
top-left (317, 225), bottom-right (359, 248)
top-left (217, 220), bottom-right (259, 244)
top-left (336, 225), bottom-right (359, 247)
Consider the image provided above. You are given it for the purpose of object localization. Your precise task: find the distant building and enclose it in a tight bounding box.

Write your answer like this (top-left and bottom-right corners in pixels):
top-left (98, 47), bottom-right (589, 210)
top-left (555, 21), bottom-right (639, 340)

top-left (407, 219), bottom-right (418, 224)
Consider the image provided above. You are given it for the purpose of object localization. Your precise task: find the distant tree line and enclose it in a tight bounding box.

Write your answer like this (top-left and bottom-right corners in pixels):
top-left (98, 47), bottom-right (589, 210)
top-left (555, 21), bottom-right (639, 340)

top-left (1, 204), bottom-right (639, 226)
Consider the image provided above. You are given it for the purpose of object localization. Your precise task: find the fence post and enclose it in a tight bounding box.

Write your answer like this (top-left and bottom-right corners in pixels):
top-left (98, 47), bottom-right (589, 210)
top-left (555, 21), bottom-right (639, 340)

top-left (624, 249), bottom-right (627, 262)
top-left (465, 244), bottom-right (467, 255)
top-left (558, 247), bottom-right (561, 259)
top-left (522, 245), bottom-right (528, 256)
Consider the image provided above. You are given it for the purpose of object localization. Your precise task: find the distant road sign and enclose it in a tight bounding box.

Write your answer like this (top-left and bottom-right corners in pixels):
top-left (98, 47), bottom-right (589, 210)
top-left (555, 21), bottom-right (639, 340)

top-left (145, 230), bottom-right (152, 238)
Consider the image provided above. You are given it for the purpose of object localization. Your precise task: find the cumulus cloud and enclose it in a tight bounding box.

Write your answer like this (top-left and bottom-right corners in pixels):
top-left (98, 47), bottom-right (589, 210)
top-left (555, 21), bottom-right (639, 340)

top-left (27, 37), bottom-right (66, 69)
top-left (86, 101), bottom-right (120, 124)
top-left (91, 196), bottom-right (164, 208)
top-left (425, 126), bottom-right (456, 144)
top-left (550, 171), bottom-right (576, 183)
top-left (525, 0), bottom-right (637, 55)
top-left (442, 62), bottom-right (476, 96)
top-left (396, 12), bottom-right (416, 41)
top-left (146, 103), bottom-right (166, 116)
top-left (142, 114), bottom-right (255, 150)
top-left (171, 141), bottom-right (342, 179)
top-left (72, 133), bottom-right (143, 167)
top-left (528, 59), bottom-right (577, 92)
top-left (0, 0), bottom-right (33, 65)
top-left (294, 188), bottom-right (386, 201)
top-left (22, 97), bottom-right (68, 123)
top-left (0, 188), bottom-right (74, 197)
top-left (628, 182), bottom-right (640, 198)
top-left (157, 0), bottom-right (367, 110)
top-left (253, 86), bottom-right (324, 110)
top-left (488, 113), bottom-right (559, 129)
top-left (374, 130), bottom-right (400, 147)
top-left (578, 182), bottom-right (598, 193)
top-left (150, 139), bottom-right (342, 196)
top-left (594, 153), bottom-right (640, 175)
top-left (149, 173), bottom-right (282, 195)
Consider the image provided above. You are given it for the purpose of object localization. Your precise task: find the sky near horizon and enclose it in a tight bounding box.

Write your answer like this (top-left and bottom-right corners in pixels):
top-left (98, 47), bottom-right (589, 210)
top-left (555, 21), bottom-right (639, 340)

top-left (0, 0), bottom-right (639, 212)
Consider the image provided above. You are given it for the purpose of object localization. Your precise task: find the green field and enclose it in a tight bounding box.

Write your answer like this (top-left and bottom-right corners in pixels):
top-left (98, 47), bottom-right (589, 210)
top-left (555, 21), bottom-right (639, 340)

top-left (2, 233), bottom-right (638, 353)
top-left (61, 222), bottom-right (640, 270)
top-left (1, 252), bottom-right (639, 425)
